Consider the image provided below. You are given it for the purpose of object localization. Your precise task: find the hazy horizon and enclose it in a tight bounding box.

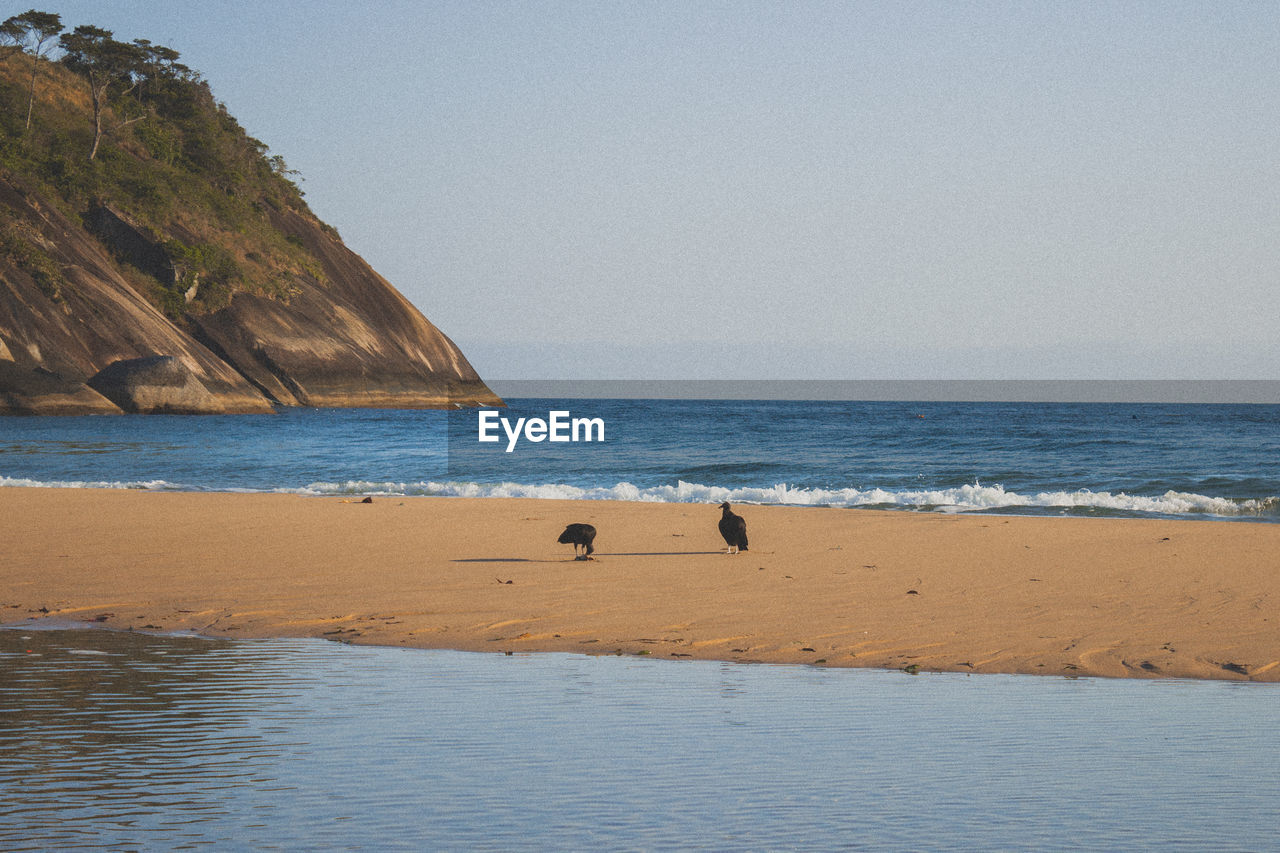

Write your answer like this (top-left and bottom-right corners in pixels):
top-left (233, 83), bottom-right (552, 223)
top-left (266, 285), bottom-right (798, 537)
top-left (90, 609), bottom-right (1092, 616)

top-left (485, 379), bottom-right (1280, 404)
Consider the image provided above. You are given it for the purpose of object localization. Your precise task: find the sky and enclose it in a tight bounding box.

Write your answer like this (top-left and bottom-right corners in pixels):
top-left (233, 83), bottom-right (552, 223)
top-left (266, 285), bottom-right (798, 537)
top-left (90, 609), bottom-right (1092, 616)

top-left (23, 1), bottom-right (1280, 380)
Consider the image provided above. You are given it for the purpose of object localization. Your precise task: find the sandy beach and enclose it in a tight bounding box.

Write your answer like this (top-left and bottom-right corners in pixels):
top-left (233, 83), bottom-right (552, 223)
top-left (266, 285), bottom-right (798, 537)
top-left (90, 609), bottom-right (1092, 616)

top-left (2, 486), bottom-right (1278, 681)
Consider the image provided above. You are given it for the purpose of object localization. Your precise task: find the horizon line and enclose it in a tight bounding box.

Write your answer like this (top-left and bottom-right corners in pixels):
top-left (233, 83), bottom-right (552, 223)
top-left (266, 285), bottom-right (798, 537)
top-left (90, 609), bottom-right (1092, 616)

top-left (483, 380), bottom-right (1280, 404)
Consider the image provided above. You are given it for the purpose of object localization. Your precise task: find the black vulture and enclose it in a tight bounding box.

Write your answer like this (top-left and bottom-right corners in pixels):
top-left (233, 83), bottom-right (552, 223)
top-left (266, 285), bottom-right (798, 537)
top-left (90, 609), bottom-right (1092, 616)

top-left (717, 502), bottom-right (748, 554)
top-left (558, 523), bottom-right (597, 560)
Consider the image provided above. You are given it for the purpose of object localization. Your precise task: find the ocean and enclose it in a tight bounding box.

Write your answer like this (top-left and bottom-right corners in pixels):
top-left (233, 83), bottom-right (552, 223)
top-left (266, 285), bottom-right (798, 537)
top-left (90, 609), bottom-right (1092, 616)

top-left (2, 396), bottom-right (1277, 521)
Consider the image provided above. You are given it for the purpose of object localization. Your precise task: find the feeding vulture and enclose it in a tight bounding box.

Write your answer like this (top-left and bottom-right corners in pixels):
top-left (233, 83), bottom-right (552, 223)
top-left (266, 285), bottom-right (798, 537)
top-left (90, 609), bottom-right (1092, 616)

top-left (558, 523), bottom-right (597, 560)
top-left (718, 502), bottom-right (748, 554)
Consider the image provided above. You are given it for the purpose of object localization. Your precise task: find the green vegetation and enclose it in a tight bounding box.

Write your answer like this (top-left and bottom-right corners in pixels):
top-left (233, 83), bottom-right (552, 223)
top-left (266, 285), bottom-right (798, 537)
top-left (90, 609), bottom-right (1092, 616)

top-left (1, 9), bottom-right (62, 132)
top-left (1, 9), bottom-right (328, 318)
top-left (0, 206), bottom-right (66, 301)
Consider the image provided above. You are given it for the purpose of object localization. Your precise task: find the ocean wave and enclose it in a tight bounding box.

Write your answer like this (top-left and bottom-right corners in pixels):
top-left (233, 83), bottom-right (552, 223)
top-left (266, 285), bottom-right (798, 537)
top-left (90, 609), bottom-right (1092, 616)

top-left (291, 479), bottom-right (1277, 518)
top-left (4, 475), bottom-right (1275, 518)
top-left (0, 475), bottom-right (181, 491)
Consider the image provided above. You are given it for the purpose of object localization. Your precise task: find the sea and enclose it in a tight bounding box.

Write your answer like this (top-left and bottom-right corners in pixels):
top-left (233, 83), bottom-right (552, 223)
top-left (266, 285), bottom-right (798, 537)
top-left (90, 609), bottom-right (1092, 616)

top-left (1, 391), bottom-right (1277, 521)
top-left (3, 388), bottom-right (1279, 850)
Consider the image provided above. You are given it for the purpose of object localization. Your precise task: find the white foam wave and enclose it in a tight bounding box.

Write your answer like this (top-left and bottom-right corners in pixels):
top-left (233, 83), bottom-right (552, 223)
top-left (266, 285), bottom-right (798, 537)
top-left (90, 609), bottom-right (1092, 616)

top-left (0, 475), bottom-right (179, 491)
top-left (4, 475), bottom-right (1274, 518)
top-left (291, 479), bottom-right (1277, 518)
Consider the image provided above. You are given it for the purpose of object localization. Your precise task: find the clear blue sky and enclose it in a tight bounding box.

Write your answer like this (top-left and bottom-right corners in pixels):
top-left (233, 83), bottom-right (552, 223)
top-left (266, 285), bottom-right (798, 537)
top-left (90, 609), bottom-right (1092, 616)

top-left (28, 1), bottom-right (1280, 379)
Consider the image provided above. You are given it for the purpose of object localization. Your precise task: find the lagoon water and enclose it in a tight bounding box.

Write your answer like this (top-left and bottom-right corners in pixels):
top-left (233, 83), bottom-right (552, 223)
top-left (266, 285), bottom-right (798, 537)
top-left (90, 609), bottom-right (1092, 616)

top-left (2, 626), bottom-right (1278, 851)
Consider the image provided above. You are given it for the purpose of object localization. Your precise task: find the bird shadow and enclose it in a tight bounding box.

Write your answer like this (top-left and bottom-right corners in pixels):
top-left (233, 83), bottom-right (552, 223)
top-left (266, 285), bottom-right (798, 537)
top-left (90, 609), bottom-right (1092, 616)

top-left (451, 551), bottom-right (725, 563)
top-left (596, 551), bottom-right (725, 557)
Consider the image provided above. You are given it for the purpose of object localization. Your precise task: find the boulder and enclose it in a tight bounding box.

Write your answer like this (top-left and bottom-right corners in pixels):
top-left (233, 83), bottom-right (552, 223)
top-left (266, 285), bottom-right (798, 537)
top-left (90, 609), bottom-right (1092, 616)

top-left (0, 362), bottom-right (121, 415)
top-left (87, 355), bottom-right (224, 415)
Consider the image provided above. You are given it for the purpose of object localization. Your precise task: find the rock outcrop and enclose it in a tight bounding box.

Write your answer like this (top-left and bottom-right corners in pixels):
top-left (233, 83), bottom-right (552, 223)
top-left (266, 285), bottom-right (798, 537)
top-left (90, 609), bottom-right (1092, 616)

top-left (0, 360), bottom-right (121, 415)
top-left (0, 174), bottom-right (500, 415)
top-left (86, 355), bottom-right (221, 415)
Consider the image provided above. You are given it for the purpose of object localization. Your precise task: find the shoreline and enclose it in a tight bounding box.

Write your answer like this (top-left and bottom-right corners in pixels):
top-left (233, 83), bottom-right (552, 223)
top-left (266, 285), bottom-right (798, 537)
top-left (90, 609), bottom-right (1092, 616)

top-left (4, 486), bottom-right (1279, 682)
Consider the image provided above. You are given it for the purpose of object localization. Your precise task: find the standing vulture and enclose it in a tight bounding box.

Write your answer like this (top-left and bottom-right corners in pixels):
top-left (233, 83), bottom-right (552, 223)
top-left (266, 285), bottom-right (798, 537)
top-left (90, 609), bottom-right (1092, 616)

top-left (558, 523), bottom-right (597, 560)
top-left (717, 502), bottom-right (748, 554)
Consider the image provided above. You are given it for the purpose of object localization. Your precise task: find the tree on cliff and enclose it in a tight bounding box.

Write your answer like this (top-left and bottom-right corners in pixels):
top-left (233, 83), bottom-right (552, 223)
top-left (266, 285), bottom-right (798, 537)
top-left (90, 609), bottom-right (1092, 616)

top-left (0, 19), bottom-right (22, 62)
top-left (58, 24), bottom-right (144, 160)
top-left (0, 9), bottom-right (63, 132)
top-left (126, 37), bottom-right (198, 113)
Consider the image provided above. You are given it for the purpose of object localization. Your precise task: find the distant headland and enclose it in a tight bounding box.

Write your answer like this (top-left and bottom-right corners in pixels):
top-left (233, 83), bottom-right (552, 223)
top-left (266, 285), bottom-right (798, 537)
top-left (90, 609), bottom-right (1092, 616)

top-left (1, 10), bottom-right (500, 414)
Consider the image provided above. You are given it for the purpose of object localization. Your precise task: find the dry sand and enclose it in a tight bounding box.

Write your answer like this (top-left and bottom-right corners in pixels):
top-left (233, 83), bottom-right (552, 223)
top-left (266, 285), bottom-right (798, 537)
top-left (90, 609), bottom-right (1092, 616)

top-left (3, 486), bottom-right (1278, 681)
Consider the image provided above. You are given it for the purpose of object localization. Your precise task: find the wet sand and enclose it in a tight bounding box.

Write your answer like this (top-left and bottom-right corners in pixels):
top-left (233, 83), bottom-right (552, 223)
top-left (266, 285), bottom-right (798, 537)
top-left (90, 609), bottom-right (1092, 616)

top-left (3, 486), bottom-right (1278, 681)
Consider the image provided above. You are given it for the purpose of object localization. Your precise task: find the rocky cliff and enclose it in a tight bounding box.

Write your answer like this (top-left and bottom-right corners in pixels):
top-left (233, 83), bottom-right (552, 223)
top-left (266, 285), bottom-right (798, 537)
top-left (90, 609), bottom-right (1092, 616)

top-left (0, 33), bottom-right (499, 415)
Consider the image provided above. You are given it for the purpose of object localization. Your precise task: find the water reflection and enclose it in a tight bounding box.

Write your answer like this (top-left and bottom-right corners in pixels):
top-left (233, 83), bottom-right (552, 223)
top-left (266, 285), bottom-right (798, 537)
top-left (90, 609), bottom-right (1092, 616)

top-left (2, 625), bottom-right (1278, 851)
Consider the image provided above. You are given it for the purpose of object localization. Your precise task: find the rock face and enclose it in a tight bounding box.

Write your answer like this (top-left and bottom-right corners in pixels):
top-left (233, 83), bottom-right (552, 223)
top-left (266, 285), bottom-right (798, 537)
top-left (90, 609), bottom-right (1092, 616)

top-left (190, 204), bottom-right (498, 409)
top-left (0, 174), bottom-right (500, 415)
top-left (83, 204), bottom-right (179, 289)
top-left (0, 177), bottom-right (275, 415)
